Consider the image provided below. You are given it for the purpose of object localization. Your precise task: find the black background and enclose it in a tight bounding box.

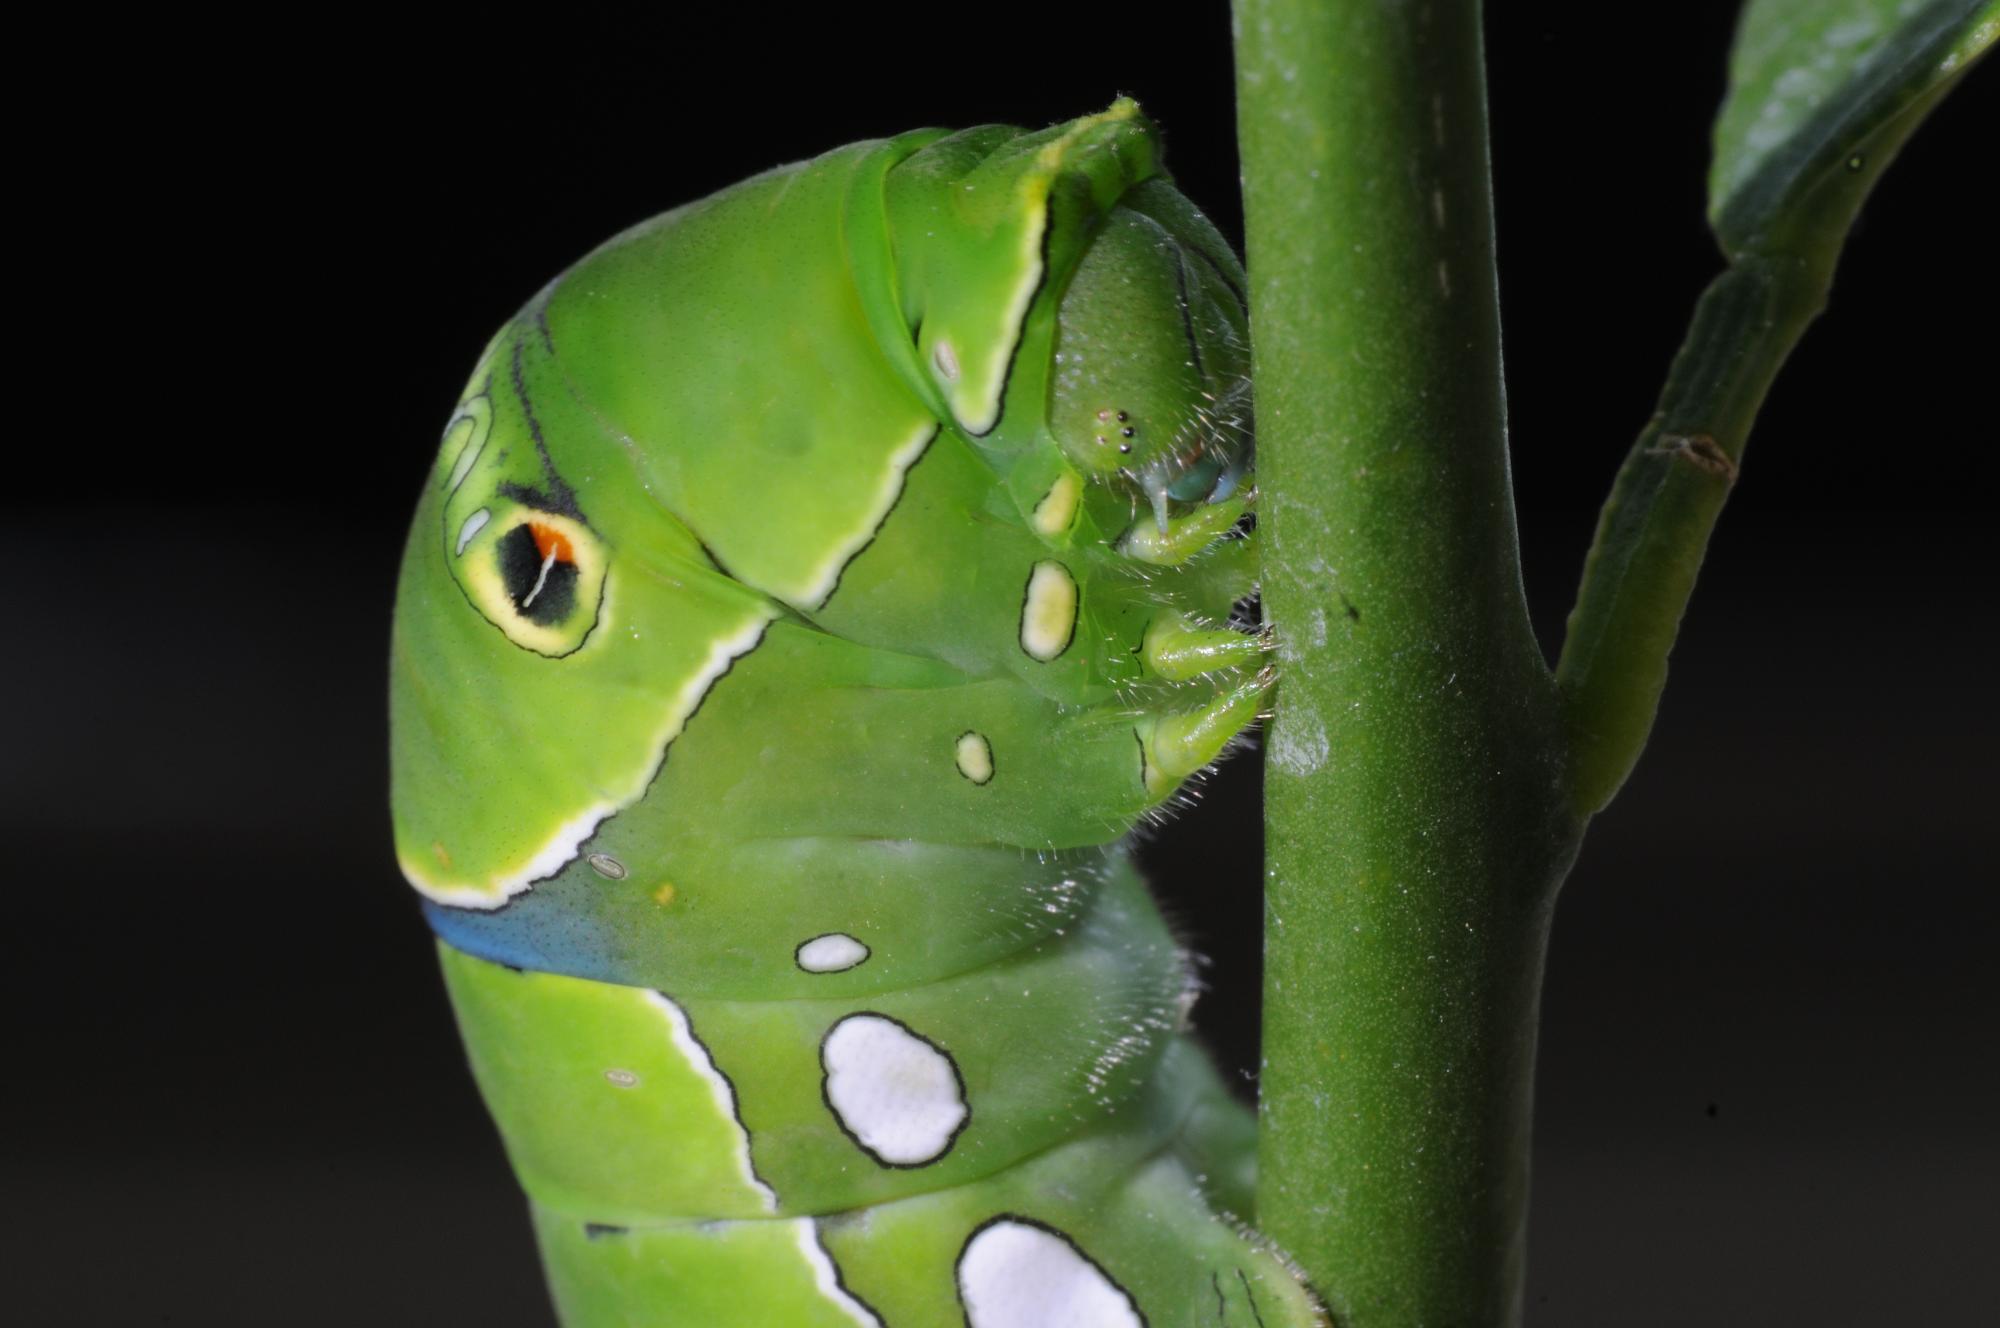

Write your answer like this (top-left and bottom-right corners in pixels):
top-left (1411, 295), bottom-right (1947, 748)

top-left (9, 6), bottom-right (1993, 1324)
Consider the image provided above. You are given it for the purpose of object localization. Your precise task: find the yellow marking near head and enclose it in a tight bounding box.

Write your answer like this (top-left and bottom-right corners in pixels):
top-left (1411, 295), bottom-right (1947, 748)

top-left (954, 731), bottom-right (994, 785)
top-left (1020, 560), bottom-right (1078, 661)
top-left (1031, 471), bottom-right (1083, 538)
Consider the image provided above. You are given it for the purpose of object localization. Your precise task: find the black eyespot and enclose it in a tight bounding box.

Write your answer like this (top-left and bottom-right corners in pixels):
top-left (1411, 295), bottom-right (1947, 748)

top-left (497, 522), bottom-right (579, 625)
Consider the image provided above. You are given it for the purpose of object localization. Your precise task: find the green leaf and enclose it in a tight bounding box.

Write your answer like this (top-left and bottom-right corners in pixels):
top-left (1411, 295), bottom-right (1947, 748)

top-left (1710, 0), bottom-right (1996, 259)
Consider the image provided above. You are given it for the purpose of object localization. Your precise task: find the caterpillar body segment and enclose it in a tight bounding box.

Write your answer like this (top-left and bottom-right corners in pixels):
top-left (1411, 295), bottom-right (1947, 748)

top-left (529, 1038), bottom-right (1312, 1328)
top-left (390, 101), bottom-right (1319, 1325)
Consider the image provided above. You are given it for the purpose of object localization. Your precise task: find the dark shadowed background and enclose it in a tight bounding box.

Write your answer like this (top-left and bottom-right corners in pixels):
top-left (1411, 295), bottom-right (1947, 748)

top-left (9, 7), bottom-right (1993, 1324)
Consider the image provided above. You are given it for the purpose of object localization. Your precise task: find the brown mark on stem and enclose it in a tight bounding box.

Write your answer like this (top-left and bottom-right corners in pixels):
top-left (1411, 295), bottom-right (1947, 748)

top-left (1646, 432), bottom-right (1739, 483)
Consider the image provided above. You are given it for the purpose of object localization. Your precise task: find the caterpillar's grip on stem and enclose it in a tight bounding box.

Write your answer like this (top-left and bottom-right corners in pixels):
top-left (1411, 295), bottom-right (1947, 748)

top-left (390, 102), bottom-right (1323, 1326)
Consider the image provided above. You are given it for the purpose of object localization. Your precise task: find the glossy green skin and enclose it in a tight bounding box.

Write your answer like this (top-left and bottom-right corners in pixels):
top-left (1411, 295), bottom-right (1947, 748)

top-left (391, 102), bottom-right (1317, 1325)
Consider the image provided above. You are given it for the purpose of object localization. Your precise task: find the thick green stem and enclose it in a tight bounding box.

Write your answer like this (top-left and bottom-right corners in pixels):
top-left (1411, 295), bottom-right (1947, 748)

top-left (1234, 2), bottom-right (1572, 1323)
top-left (1235, 0), bottom-right (1991, 1318)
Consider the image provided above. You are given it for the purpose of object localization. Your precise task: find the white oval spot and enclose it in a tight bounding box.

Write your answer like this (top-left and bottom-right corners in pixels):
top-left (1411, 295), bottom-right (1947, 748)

top-left (797, 934), bottom-right (870, 974)
top-left (455, 508), bottom-right (490, 555)
top-left (821, 1014), bottom-right (966, 1166)
top-left (1019, 561), bottom-right (1078, 661)
top-left (933, 338), bottom-right (961, 382)
top-left (954, 732), bottom-right (993, 785)
top-left (603, 1067), bottom-right (639, 1088)
top-left (957, 1219), bottom-right (1143, 1328)
top-left (587, 852), bottom-right (627, 880)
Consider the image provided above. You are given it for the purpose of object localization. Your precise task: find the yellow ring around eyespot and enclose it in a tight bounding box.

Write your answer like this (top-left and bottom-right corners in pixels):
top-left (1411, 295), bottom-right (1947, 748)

top-left (460, 508), bottom-right (610, 658)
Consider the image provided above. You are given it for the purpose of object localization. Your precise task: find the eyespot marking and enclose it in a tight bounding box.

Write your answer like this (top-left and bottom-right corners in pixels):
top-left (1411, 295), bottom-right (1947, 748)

top-left (797, 934), bottom-right (870, 974)
top-left (1019, 560), bottom-right (1078, 662)
top-left (503, 521), bottom-right (578, 620)
top-left (455, 508), bottom-right (610, 659)
top-left (957, 1216), bottom-right (1145, 1328)
top-left (455, 509), bottom-right (490, 556)
top-left (955, 732), bottom-right (994, 785)
top-left (820, 1013), bottom-right (968, 1167)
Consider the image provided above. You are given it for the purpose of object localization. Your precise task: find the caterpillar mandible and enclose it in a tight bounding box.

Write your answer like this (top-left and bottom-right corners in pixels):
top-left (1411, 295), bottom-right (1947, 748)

top-left (390, 100), bottom-right (1320, 1327)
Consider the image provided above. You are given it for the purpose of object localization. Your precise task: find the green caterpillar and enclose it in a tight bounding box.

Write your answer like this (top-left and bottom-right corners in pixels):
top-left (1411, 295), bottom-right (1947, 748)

top-left (390, 100), bottom-right (1321, 1327)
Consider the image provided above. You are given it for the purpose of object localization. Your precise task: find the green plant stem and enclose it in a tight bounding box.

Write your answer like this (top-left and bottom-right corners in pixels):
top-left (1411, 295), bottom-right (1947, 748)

top-left (1234, 2), bottom-right (1574, 1323)
top-left (1555, 255), bottom-right (1827, 815)
top-left (1558, 35), bottom-right (1991, 816)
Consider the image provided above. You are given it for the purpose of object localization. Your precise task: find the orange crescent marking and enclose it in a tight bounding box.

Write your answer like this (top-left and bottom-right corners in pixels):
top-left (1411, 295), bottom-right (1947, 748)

top-left (528, 521), bottom-right (576, 565)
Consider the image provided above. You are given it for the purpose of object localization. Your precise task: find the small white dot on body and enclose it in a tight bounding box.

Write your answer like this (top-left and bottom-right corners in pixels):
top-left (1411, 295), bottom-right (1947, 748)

top-left (933, 339), bottom-right (961, 382)
top-left (797, 934), bottom-right (870, 973)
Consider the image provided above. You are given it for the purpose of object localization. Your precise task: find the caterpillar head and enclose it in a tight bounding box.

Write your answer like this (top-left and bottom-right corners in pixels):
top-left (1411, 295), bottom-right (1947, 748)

top-left (1047, 182), bottom-right (1252, 519)
top-left (878, 101), bottom-right (1251, 537)
top-left (393, 104), bottom-right (1267, 993)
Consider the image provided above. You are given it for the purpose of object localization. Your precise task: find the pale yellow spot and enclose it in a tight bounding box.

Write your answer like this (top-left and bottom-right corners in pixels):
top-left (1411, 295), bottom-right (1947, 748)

top-left (955, 731), bottom-right (994, 785)
top-left (1031, 471), bottom-right (1082, 538)
top-left (1019, 561), bottom-right (1078, 661)
top-left (431, 841), bottom-right (451, 868)
top-left (652, 882), bottom-right (678, 907)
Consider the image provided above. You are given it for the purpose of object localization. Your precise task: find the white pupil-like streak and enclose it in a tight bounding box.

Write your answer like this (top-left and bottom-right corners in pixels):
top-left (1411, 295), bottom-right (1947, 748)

top-left (521, 544), bottom-right (559, 608)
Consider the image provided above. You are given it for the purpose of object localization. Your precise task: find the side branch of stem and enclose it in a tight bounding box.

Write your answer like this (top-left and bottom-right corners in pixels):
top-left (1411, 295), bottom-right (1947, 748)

top-left (1555, 256), bottom-right (1831, 815)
